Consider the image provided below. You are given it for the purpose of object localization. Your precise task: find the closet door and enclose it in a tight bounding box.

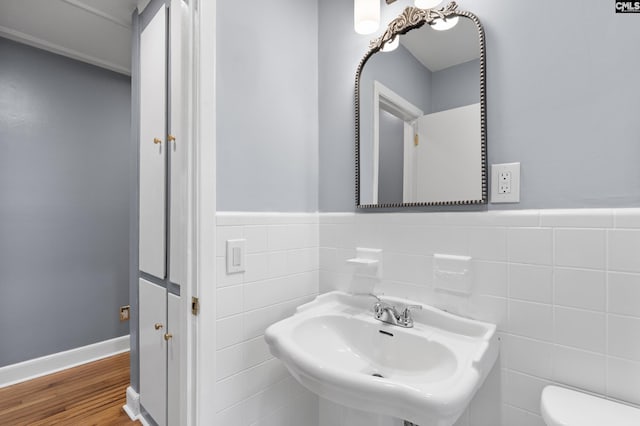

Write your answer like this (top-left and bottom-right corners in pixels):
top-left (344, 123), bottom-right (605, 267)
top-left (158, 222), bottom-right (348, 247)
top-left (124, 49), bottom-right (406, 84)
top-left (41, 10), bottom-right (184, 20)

top-left (139, 6), bottom-right (167, 279)
top-left (139, 279), bottom-right (167, 426)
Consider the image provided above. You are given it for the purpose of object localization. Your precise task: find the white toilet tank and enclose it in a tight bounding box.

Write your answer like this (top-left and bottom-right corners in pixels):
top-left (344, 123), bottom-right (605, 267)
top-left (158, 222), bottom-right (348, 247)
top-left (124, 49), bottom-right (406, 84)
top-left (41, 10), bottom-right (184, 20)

top-left (541, 385), bottom-right (640, 426)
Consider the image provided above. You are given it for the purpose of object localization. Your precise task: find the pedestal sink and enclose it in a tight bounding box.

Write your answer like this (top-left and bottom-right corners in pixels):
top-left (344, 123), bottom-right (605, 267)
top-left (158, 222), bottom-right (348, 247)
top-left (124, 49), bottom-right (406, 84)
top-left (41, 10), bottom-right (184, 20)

top-left (264, 291), bottom-right (499, 426)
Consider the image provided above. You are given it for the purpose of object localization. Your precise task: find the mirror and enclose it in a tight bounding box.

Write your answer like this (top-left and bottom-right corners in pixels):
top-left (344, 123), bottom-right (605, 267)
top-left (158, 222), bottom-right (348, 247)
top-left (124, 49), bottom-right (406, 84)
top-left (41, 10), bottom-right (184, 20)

top-left (356, 2), bottom-right (487, 208)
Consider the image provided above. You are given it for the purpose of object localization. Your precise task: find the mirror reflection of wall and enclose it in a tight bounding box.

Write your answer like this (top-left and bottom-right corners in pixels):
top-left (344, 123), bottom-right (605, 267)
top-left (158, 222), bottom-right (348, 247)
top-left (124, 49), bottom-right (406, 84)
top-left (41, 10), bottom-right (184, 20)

top-left (358, 9), bottom-right (486, 207)
top-left (432, 58), bottom-right (480, 112)
top-left (378, 109), bottom-right (405, 204)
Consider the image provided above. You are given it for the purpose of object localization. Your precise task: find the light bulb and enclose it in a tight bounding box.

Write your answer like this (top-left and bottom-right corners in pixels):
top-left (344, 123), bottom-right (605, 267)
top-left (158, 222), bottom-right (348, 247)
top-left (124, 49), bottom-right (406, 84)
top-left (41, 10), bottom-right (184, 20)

top-left (354, 0), bottom-right (380, 35)
top-left (431, 16), bottom-right (459, 31)
top-left (381, 36), bottom-right (399, 52)
top-left (414, 0), bottom-right (442, 9)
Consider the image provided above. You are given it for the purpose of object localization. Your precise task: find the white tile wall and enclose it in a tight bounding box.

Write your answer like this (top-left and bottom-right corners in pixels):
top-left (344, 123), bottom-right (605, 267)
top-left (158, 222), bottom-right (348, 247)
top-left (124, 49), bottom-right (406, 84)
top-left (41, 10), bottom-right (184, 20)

top-left (318, 208), bottom-right (640, 425)
top-left (214, 209), bottom-right (640, 426)
top-left (555, 229), bottom-right (606, 269)
top-left (508, 264), bottom-right (553, 303)
top-left (609, 230), bottom-right (640, 273)
top-left (215, 213), bottom-right (319, 426)
top-left (554, 268), bottom-right (606, 311)
top-left (608, 272), bottom-right (640, 316)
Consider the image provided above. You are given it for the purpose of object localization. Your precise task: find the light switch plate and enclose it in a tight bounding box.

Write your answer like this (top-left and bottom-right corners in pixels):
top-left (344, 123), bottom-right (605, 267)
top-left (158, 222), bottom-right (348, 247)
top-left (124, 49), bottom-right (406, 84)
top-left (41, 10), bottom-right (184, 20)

top-left (491, 162), bottom-right (520, 203)
top-left (226, 239), bottom-right (246, 274)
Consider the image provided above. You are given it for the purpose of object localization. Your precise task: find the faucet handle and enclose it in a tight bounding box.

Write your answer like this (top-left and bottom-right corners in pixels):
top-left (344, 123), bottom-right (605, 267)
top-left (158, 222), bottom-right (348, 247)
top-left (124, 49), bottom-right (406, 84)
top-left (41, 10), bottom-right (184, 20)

top-left (403, 304), bottom-right (423, 312)
top-left (400, 304), bottom-right (423, 324)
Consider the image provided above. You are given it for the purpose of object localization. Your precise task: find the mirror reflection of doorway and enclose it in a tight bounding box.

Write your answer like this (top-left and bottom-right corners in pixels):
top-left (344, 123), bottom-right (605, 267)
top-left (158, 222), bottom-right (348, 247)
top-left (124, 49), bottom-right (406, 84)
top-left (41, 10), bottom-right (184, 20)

top-left (378, 109), bottom-right (405, 204)
top-left (372, 80), bottom-right (422, 204)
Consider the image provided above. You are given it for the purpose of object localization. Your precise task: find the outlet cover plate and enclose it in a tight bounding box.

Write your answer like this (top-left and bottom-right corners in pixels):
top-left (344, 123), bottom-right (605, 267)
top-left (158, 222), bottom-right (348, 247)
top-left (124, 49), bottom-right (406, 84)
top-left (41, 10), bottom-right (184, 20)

top-left (119, 305), bottom-right (130, 322)
top-left (491, 163), bottom-right (520, 203)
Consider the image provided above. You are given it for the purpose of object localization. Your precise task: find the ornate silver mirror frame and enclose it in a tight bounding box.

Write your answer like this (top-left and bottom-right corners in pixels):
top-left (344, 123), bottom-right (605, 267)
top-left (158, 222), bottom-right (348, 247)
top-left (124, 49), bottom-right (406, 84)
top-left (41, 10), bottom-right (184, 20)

top-left (355, 2), bottom-right (487, 208)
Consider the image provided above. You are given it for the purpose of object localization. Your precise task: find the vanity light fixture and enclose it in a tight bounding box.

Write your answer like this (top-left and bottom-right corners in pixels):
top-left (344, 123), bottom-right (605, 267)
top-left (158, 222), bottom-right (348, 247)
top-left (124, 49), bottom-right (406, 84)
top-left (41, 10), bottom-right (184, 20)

top-left (354, 0), bottom-right (380, 35)
top-left (359, 0), bottom-right (455, 35)
top-left (431, 15), bottom-right (459, 30)
top-left (381, 36), bottom-right (399, 52)
top-left (384, 0), bottom-right (443, 9)
top-left (414, 0), bottom-right (443, 8)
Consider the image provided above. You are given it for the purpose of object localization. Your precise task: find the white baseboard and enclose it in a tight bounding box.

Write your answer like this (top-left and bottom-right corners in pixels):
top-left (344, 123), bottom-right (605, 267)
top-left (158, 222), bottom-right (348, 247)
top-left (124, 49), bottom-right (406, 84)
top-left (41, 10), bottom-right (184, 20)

top-left (123, 387), bottom-right (151, 426)
top-left (123, 386), bottom-right (141, 421)
top-left (0, 335), bottom-right (130, 388)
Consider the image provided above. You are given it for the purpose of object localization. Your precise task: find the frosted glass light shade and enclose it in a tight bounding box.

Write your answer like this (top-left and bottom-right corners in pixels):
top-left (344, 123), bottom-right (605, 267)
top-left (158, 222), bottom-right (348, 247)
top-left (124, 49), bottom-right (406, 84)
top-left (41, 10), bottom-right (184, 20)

top-left (431, 16), bottom-right (459, 31)
top-left (381, 36), bottom-right (399, 52)
top-left (415, 0), bottom-right (442, 9)
top-left (354, 0), bottom-right (380, 35)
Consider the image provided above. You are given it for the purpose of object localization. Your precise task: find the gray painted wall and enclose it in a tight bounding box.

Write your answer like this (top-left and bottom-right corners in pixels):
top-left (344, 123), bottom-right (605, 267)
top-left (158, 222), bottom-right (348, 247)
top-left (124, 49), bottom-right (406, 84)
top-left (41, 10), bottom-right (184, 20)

top-left (216, 0), bottom-right (319, 212)
top-left (378, 109), bottom-right (405, 204)
top-left (319, 0), bottom-right (640, 211)
top-left (431, 58), bottom-right (480, 113)
top-left (0, 37), bottom-right (131, 367)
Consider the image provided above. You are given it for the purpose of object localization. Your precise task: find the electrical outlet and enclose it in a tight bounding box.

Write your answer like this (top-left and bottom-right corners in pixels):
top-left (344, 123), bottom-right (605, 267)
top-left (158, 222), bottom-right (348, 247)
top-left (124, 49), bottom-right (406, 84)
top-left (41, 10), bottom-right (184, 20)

top-left (498, 171), bottom-right (512, 194)
top-left (119, 305), bottom-right (130, 322)
top-left (491, 163), bottom-right (520, 203)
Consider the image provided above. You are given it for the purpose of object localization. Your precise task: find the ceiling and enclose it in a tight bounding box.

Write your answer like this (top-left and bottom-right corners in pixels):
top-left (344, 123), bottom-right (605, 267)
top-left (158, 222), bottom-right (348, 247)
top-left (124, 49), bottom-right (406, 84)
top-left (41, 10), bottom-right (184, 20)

top-left (400, 17), bottom-right (480, 72)
top-left (0, 0), bottom-right (138, 75)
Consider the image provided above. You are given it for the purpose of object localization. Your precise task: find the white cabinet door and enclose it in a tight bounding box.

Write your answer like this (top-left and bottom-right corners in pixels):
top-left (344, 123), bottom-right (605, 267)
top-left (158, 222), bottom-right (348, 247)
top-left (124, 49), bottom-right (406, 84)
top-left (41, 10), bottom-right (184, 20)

top-left (139, 279), bottom-right (167, 426)
top-left (167, 292), bottom-right (181, 426)
top-left (169, 0), bottom-right (188, 287)
top-left (139, 6), bottom-right (167, 279)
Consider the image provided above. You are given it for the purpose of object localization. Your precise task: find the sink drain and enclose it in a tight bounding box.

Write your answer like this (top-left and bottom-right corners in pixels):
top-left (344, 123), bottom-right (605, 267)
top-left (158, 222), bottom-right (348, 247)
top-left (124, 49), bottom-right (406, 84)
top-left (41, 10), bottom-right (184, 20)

top-left (371, 373), bottom-right (384, 378)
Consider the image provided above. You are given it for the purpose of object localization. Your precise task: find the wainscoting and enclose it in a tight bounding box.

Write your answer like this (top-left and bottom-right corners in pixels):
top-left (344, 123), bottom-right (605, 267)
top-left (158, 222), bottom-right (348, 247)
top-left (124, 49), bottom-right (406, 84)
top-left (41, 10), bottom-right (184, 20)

top-left (320, 209), bottom-right (640, 425)
top-left (214, 209), bottom-right (640, 426)
top-left (215, 213), bottom-right (320, 426)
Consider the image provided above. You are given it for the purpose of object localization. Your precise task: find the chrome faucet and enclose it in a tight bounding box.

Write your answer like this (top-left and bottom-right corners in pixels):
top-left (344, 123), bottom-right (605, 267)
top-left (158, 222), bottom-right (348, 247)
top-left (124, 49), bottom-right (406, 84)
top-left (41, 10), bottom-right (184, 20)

top-left (373, 302), bottom-right (422, 328)
top-left (351, 292), bottom-right (423, 328)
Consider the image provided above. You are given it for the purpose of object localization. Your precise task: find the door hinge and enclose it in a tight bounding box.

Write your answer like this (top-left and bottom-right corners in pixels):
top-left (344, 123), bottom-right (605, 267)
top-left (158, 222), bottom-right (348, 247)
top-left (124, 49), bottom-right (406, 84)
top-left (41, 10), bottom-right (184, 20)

top-left (191, 296), bottom-right (200, 316)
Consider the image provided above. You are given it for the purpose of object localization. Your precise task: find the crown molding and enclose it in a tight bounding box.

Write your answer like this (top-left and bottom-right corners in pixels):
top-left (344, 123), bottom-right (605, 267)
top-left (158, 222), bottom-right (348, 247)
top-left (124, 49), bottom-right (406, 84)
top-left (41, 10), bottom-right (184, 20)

top-left (60, 0), bottom-right (133, 29)
top-left (0, 24), bottom-right (131, 75)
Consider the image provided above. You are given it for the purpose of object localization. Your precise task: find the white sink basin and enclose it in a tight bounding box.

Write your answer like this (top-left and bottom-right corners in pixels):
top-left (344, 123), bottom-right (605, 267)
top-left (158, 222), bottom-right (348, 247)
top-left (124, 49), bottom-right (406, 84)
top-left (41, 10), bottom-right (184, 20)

top-left (264, 291), bottom-right (499, 426)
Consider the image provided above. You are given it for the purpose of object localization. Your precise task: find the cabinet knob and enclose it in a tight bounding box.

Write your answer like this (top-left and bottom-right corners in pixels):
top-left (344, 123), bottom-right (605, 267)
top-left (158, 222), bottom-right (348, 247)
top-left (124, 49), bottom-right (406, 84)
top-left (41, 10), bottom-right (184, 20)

top-left (153, 137), bottom-right (162, 145)
top-left (168, 134), bottom-right (176, 142)
top-left (154, 323), bottom-right (164, 330)
top-left (164, 333), bottom-right (173, 341)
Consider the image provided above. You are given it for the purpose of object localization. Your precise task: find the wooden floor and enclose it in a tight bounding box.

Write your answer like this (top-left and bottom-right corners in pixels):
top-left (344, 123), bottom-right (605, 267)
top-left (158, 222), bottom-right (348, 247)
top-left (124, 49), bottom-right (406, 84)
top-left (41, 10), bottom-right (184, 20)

top-left (0, 352), bottom-right (139, 426)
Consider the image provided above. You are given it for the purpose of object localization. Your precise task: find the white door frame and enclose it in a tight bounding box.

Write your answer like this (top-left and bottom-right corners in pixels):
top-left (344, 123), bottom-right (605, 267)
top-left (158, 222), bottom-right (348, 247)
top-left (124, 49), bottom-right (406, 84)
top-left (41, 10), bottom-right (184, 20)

top-left (372, 81), bottom-right (422, 204)
top-left (402, 121), bottom-right (417, 203)
top-left (168, 0), bottom-right (217, 423)
top-left (191, 0), bottom-right (217, 424)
